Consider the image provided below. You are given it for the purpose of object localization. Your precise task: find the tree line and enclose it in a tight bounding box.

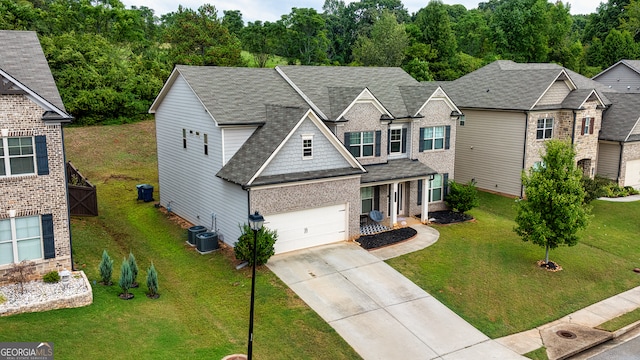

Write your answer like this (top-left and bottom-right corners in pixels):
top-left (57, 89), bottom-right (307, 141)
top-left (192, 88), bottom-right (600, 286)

top-left (2, 0), bottom-right (639, 125)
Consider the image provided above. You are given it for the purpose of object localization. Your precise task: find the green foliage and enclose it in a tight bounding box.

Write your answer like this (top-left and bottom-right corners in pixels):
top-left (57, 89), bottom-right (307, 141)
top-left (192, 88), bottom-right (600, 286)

top-left (98, 250), bottom-right (113, 285)
top-left (581, 176), bottom-right (607, 203)
top-left (514, 140), bottom-right (590, 264)
top-left (414, 0), bottom-right (458, 63)
top-left (234, 224), bottom-right (277, 266)
top-left (146, 262), bottom-right (159, 297)
top-left (42, 271), bottom-right (60, 283)
top-left (277, 7), bottom-right (330, 65)
top-left (445, 180), bottom-right (480, 214)
top-left (119, 257), bottom-right (134, 296)
top-left (128, 252), bottom-right (139, 286)
top-left (352, 10), bottom-right (408, 66)
top-left (0, 293), bottom-right (5, 305)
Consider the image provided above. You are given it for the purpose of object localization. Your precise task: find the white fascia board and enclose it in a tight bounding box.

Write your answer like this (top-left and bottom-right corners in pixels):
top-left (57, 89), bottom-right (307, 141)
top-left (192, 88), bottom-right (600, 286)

top-left (275, 66), bottom-right (328, 120)
top-left (531, 70), bottom-right (577, 110)
top-left (414, 86), bottom-right (462, 117)
top-left (246, 109), bottom-right (365, 186)
top-left (336, 88), bottom-right (392, 120)
top-left (625, 117), bottom-right (640, 142)
top-left (0, 69), bottom-right (70, 119)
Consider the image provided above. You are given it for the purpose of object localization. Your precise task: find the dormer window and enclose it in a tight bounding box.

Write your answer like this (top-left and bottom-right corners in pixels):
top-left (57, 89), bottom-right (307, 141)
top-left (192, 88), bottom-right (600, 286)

top-left (302, 135), bottom-right (313, 159)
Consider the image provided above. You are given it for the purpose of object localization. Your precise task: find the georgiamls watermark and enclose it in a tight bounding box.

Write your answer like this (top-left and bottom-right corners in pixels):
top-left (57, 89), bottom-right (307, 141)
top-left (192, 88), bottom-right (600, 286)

top-left (0, 342), bottom-right (53, 360)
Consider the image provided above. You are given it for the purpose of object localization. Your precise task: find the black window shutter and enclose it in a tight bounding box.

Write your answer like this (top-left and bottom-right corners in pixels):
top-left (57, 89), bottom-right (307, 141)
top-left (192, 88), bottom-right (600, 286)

top-left (374, 186), bottom-right (380, 211)
top-left (375, 130), bottom-right (381, 157)
top-left (445, 126), bottom-right (451, 150)
top-left (35, 135), bottom-right (49, 175)
top-left (443, 173), bottom-right (450, 197)
top-left (581, 118), bottom-right (586, 135)
top-left (42, 214), bottom-right (55, 259)
top-left (419, 128), bottom-right (425, 152)
top-left (387, 129), bottom-right (391, 154)
top-left (417, 179), bottom-right (423, 205)
top-left (344, 132), bottom-right (350, 146)
top-left (401, 128), bottom-right (407, 153)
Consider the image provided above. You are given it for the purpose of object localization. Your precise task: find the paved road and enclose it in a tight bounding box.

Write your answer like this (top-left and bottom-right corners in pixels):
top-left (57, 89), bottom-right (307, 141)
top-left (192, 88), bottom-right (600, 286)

top-left (588, 334), bottom-right (640, 360)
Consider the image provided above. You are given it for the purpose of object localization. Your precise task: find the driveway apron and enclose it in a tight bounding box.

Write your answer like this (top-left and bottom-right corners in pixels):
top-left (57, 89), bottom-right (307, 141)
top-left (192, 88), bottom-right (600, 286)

top-left (267, 242), bottom-right (526, 359)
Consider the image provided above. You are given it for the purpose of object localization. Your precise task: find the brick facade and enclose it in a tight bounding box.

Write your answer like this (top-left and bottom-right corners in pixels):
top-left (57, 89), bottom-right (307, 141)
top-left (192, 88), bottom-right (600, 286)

top-left (0, 94), bottom-right (72, 285)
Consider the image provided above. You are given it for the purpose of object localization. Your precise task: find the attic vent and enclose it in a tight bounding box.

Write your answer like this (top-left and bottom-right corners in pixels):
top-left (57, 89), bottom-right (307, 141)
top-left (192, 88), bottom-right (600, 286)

top-left (486, 89), bottom-right (490, 92)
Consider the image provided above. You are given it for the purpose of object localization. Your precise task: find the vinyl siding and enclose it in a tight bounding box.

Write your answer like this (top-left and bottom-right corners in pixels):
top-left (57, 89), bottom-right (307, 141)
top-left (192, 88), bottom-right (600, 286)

top-left (454, 110), bottom-right (526, 196)
top-left (594, 65), bottom-right (640, 93)
top-left (261, 117), bottom-right (351, 176)
top-left (597, 141), bottom-right (621, 180)
top-left (537, 81), bottom-right (571, 106)
top-left (222, 127), bottom-right (256, 164)
top-left (155, 75), bottom-right (248, 246)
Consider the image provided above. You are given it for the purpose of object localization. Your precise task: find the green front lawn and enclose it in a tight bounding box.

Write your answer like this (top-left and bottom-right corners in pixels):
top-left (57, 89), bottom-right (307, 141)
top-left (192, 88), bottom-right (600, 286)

top-left (0, 121), bottom-right (360, 360)
top-left (388, 191), bottom-right (640, 338)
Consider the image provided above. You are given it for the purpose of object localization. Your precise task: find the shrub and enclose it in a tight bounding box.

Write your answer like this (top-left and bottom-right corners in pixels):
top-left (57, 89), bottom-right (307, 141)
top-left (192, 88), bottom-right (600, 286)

top-left (128, 252), bottom-right (139, 287)
top-left (0, 293), bottom-right (6, 304)
top-left (445, 180), bottom-right (479, 213)
top-left (234, 224), bottom-right (277, 266)
top-left (3, 261), bottom-right (35, 294)
top-left (43, 271), bottom-right (60, 283)
top-left (146, 262), bottom-right (159, 298)
top-left (119, 258), bottom-right (134, 297)
top-left (99, 250), bottom-right (114, 285)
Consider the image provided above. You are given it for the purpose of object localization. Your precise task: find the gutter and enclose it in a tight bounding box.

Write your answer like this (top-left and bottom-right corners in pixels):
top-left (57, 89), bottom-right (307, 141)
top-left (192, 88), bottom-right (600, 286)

top-left (571, 111), bottom-right (577, 145)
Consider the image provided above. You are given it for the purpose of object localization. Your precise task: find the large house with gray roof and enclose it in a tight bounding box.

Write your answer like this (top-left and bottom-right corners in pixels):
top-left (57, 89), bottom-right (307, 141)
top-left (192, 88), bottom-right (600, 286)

top-left (443, 60), bottom-right (608, 197)
top-left (592, 59), bottom-right (640, 93)
top-left (150, 65), bottom-right (461, 253)
top-left (0, 30), bottom-right (74, 283)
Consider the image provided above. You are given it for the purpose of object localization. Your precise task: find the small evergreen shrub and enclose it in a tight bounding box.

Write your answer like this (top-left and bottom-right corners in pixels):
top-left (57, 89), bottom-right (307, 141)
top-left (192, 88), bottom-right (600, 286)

top-left (43, 271), bottom-right (60, 283)
top-left (128, 252), bottom-right (139, 287)
top-left (581, 176), bottom-right (607, 204)
top-left (99, 250), bottom-right (114, 285)
top-left (119, 258), bottom-right (134, 298)
top-left (0, 293), bottom-right (6, 304)
top-left (146, 262), bottom-right (159, 298)
top-left (234, 224), bottom-right (277, 266)
top-left (445, 180), bottom-right (479, 213)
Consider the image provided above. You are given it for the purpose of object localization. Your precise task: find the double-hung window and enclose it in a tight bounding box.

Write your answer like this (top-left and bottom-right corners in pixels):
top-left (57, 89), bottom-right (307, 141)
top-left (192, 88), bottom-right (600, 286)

top-left (0, 216), bottom-right (43, 265)
top-left (421, 126), bottom-right (445, 151)
top-left (581, 117), bottom-right (593, 135)
top-left (389, 128), bottom-right (403, 154)
top-left (361, 187), bottom-right (374, 214)
top-left (348, 131), bottom-right (374, 158)
top-left (1, 137), bottom-right (35, 176)
top-left (536, 118), bottom-right (553, 139)
top-left (302, 135), bottom-right (313, 159)
top-left (429, 174), bottom-right (443, 202)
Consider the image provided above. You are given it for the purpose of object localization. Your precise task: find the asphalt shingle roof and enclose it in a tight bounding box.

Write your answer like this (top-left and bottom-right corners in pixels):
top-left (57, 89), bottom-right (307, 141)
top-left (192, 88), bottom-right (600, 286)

top-left (175, 65), bottom-right (308, 125)
top-left (444, 60), bottom-right (611, 110)
top-left (0, 30), bottom-right (66, 112)
top-left (277, 66), bottom-right (421, 120)
top-left (600, 93), bottom-right (640, 143)
top-left (399, 84), bottom-right (442, 116)
top-left (361, 159), bottom-right (436, 184)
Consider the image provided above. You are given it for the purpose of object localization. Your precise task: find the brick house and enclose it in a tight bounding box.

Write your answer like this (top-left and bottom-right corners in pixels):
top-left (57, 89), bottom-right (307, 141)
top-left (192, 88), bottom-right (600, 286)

top-left (442, 60), bottom-right (609, 197)
top-left (150, 65), bottom-right (461, 254)
top-left (0, 31), bottom-right (74, 283)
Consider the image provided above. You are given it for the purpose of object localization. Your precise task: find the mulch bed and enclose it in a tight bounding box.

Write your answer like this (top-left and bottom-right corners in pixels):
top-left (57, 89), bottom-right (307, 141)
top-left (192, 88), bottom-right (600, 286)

top-left (428, 210), bottom-right (473, 224)
top-left (358, 227), bottom-right (417, 250)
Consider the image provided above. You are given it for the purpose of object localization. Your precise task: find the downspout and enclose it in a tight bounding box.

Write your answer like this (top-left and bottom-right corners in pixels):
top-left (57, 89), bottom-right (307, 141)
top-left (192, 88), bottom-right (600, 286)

top-left (61, 126), bottom-right (74, 271)
top-left (521, 113), bottom-right (529, 198)
top-left (571, 111), bottom-right (577, 145)
top-left (618, 142), bottom-right (624, 184)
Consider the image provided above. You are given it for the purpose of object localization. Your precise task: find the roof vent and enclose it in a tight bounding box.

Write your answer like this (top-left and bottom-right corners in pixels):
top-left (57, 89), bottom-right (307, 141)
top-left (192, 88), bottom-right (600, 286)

top-left (486, 89), bottom-right (490, 92)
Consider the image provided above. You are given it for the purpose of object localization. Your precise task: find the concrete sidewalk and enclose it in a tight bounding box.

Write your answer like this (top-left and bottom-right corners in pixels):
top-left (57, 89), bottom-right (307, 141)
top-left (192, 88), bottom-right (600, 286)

top-left (267, 229), bottom-right (525, 359)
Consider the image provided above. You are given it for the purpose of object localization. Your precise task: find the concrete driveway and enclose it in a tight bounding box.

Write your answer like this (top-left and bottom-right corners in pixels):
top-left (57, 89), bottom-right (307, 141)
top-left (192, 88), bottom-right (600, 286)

top-left (267, 240), bottom-right (526, 359)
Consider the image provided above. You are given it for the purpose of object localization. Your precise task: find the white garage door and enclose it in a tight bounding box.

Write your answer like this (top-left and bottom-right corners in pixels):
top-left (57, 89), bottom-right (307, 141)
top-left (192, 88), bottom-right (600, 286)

top-left (264, 204), bottom-right (348, 254)
top-left (625, 159), bottom-right (640, 188)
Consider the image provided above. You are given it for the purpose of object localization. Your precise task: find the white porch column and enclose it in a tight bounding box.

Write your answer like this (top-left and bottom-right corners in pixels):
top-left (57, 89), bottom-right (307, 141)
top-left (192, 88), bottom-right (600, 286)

top-left (390, 182), bottom-right (398, 227)
top-left (421, 177), bottom-right (429, 223)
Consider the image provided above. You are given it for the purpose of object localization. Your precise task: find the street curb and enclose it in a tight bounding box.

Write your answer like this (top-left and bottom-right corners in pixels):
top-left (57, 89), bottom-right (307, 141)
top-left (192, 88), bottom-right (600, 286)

top-left (612, 319), bottom-right (640, 339)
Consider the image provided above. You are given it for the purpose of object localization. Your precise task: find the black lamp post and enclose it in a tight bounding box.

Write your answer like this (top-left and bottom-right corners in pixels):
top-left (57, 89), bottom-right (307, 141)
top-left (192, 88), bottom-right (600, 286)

top-left (247, 211), bottom-right (264, 360)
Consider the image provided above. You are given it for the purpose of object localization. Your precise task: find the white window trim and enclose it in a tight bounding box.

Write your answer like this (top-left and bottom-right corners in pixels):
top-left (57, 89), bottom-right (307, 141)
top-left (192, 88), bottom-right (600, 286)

top-left (361, 186), bottom-right (374, 214)
top-left (349, 131), bottom-right (375, 158)
top-left (0, 215), bottom-right (43, 266)
top-left (389, 126), bottom-right (404, 155)
top-left (302, 134), bottom-right (313, 160)
top-left (429, 174), bottom-right (443, 203)
top-left (584, 117), bottom-right (591, 135)
top-left (536, 118), bottom-right (554, 140)
top-left (422, 126), bottom-right (445, 151)
top-left (0, 136), bottom-right (36, 177)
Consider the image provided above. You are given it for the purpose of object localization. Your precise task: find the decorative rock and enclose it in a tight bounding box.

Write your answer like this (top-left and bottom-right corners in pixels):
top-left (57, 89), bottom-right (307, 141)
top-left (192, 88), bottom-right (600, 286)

top-left (634, 268), bottom-right (640, 273)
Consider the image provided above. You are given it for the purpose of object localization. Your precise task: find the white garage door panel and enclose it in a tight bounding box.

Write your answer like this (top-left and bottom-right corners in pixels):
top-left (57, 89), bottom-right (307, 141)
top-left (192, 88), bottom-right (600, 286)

top-left (265, 204), bottom-right (347, 254)
top-left (625, 160), bottom-right (640, 188)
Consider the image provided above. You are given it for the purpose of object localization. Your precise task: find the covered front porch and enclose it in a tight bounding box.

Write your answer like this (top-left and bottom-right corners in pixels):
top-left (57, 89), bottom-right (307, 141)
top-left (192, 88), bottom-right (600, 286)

top-left (359, 159), bottom-right (436, 234)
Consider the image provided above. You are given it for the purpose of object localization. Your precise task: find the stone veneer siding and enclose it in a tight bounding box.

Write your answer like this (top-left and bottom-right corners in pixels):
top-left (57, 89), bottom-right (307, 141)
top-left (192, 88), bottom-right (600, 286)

top-left (621, 142), bottom-right (640, 186)
top-left (250, 176), bottom-right (362, 240)
top-left (525, 101), bottom-right (602, 176)
top-left (0, 271), bottom-right (93, 317)
top-left (0, 94), bottom-right (72, 284)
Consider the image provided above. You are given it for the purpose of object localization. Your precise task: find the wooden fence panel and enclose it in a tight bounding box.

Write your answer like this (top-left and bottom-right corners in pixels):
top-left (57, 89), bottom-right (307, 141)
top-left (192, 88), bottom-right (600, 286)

top-left (67, 162), bottom-right (98, 216)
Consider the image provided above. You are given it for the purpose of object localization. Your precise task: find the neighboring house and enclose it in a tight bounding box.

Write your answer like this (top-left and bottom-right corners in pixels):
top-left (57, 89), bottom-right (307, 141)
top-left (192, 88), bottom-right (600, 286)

top-left (592, 60), bottom-right (640, 93)
top-left (442, 60), bottom-right (608, 197)
top-left (0, 31), bottom-right (74, 283)
top-left (596, 92), bottom-right (640, 188)
top-left (150, 65), bottom-right (461, 254)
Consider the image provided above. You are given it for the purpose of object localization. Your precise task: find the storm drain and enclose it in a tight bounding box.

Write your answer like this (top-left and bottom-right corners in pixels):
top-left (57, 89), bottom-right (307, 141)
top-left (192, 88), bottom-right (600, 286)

top-left (556, 330), bottom-right (577, 339)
